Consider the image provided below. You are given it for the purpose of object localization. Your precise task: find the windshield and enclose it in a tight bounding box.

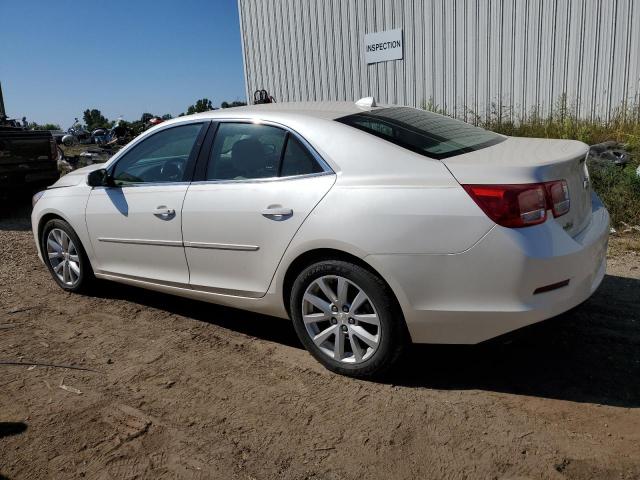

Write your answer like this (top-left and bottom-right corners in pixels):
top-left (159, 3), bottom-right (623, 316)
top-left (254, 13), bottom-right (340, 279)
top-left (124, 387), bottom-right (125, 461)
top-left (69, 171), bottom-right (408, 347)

top-left (336, 107), bottom-right (504, 159)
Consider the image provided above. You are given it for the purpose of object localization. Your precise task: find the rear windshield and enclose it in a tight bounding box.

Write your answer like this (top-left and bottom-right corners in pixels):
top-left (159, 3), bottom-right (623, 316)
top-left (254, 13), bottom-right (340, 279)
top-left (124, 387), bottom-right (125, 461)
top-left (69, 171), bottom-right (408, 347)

top-left (336, 107), bottom-right (504, 159)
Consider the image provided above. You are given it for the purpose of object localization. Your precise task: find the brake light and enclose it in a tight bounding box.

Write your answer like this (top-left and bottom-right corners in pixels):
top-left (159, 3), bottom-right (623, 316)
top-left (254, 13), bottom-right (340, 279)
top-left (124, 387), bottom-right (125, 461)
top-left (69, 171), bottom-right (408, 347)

top-left (545, 180), bottom-right (570, 217)
top-left (463, 184), bottom-right (547, 227)
top-left (463, 180), bottom-right (570, 228)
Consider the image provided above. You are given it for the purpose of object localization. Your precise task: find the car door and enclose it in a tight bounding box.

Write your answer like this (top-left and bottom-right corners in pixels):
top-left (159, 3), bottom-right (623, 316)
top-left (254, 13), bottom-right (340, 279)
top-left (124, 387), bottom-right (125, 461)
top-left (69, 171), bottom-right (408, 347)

top-left (181, 121), bottom-right (335, 297)
top-left (85, 121), bottom-right (208, 284)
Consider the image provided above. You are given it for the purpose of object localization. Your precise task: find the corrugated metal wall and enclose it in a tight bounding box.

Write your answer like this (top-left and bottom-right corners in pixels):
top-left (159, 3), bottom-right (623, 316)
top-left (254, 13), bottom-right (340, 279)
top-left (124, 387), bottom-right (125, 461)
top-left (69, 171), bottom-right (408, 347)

top-left (238, 0), bottom-right (640, 122)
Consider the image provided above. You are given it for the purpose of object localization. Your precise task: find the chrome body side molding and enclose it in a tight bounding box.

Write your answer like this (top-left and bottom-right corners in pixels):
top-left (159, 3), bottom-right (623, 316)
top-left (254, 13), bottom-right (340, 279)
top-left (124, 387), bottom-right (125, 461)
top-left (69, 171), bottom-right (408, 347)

top-left (183, 241), bottom-right (259, 251)
top-left (97, 237), bottom-right (183, 247)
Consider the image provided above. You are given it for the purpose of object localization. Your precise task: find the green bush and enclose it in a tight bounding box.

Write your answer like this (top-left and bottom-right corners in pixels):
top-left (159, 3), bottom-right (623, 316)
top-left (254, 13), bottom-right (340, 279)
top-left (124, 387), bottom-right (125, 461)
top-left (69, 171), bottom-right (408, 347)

top-left (589, 160), bottom-right (640, 227)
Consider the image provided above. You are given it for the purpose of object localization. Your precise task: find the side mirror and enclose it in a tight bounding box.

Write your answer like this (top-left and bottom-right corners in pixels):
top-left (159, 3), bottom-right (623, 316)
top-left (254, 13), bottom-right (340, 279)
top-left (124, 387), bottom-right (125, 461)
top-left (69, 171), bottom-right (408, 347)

top-left (87, 168), bottom-right (114, 187)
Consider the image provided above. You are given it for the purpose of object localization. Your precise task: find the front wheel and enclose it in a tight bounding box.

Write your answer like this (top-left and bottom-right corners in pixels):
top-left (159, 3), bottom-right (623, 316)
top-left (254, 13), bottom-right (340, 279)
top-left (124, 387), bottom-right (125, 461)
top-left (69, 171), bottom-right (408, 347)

top-left (41, 218), bottom-right (94, 292)
top-left (290, 260), bottom-right (407, 378)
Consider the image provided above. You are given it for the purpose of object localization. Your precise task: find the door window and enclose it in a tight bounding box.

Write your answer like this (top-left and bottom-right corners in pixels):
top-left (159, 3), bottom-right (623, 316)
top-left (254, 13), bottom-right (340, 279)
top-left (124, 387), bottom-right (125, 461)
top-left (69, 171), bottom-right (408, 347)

top-left (111, 123), bottom-right (203, 186)
top-left (207, 123), bottom-right (286, 180)
top-left (206, 123), bottom-right (324, 180)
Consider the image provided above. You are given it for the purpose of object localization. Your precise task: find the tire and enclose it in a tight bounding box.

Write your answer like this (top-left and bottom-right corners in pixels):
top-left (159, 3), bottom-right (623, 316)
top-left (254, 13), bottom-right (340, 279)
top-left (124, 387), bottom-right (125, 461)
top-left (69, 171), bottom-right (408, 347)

top-left (290, 260), bottom-right (407, 378)
top-left (41, 218), bottom-right (94, 293)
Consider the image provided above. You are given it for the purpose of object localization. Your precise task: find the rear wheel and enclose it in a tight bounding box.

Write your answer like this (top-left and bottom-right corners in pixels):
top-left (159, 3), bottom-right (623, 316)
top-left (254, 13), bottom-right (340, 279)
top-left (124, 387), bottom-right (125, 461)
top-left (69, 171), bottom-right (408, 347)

top-left (290, 260), bottom-right (407, 378)
top-left (41, 219), bottom-right (94, 292)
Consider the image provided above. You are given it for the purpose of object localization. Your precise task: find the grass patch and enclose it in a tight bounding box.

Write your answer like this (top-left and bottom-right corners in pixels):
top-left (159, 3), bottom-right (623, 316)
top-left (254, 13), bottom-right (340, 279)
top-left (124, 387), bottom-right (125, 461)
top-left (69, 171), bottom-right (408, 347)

top-left (588, 160), bottom-right (640, 228)
top-left (425, 95), bottom-right (640, 226)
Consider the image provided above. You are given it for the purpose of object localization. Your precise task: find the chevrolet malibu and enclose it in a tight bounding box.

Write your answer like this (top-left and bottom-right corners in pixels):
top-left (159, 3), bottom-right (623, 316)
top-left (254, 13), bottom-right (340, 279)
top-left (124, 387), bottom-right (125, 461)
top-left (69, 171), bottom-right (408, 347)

top-left (31, 100), bottom-right (609, 377)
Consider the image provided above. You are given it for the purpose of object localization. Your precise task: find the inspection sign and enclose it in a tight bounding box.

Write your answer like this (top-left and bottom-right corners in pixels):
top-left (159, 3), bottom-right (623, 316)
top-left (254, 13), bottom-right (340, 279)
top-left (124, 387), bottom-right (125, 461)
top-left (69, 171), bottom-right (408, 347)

top-left (364, 29), bottom-right (403, 64)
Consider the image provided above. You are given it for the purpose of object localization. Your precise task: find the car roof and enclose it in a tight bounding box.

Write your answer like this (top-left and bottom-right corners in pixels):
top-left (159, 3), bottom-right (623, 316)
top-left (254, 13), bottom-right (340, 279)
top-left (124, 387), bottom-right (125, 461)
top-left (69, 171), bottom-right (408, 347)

top-left (181, 101), bottom-right (386, 122)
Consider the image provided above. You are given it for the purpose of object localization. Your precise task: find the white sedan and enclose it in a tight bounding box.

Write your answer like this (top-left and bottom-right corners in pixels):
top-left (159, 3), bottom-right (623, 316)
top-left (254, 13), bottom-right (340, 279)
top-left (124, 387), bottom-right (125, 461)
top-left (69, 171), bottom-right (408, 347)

top-left (31, 101), bottom-right (609, 377)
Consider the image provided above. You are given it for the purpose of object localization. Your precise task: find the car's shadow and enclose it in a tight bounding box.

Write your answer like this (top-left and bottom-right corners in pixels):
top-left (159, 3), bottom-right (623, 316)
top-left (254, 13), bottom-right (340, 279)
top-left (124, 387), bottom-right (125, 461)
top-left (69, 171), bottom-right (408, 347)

top-left (6, 200), bottom-right (638, 407)
top-left (0, 422), bottom-right (27, 439)
top-left (0, 201), bottom-right (32, 232)
top-left (94, 280), bottom-right (302, 349)
top-left (93, 273), bottom-right (640, 408)
top-left (393, 273), bottom-right (640, 408)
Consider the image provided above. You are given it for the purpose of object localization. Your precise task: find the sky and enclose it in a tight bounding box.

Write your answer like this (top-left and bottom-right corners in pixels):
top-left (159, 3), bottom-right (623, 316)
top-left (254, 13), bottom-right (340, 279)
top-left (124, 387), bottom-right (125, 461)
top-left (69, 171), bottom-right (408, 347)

top-left (0, 0), bottom-right (246, 129)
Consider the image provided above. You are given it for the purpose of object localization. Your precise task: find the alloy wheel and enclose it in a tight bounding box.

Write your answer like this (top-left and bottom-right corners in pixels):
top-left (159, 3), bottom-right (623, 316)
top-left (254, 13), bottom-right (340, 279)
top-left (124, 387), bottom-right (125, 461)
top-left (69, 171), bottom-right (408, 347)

top-left (301, 275), bottom-right (380, 364)
top-left (46, 228), bottom-right (81, 287)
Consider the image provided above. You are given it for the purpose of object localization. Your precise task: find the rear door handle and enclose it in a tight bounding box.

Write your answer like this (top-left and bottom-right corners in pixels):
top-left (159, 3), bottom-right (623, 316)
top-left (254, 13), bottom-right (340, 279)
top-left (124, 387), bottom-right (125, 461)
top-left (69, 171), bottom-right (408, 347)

top-left (153, 206), bottom-right (176, 219)
top-left (261, 206), bottom-right (293, 220)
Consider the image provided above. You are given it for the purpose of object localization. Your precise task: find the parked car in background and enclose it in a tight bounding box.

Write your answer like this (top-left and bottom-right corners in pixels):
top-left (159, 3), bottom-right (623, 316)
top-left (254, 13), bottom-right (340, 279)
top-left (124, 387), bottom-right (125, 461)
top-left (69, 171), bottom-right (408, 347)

top-left (31, 101), bottom-right (609, 377)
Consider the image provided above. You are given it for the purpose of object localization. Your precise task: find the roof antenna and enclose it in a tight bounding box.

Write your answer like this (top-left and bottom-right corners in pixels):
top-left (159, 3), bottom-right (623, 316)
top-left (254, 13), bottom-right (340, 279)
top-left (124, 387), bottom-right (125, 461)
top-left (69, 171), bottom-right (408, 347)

top-left (355, 96), bottom-right (376, 108)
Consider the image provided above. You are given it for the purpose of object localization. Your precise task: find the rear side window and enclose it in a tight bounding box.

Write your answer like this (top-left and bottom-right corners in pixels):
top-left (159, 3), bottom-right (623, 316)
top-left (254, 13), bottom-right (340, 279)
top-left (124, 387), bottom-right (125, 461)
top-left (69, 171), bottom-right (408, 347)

top-left (206, 122), bottom-right (324, 180)
top-left (336, 107), bottom-right (504, 159)
top-left (280, 136), bottom-right (324, 177)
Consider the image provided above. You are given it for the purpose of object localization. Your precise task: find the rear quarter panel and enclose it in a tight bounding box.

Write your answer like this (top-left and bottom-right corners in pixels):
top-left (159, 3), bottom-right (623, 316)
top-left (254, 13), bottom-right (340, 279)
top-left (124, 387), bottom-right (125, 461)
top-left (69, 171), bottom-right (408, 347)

top-left (270, 124), bottom-right (495, 297)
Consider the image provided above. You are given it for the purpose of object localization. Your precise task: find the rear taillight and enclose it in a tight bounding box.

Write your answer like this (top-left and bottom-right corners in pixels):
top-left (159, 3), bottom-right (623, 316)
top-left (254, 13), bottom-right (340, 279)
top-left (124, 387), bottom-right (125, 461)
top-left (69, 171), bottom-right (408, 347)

top-left (463, 180), bottom-right (570, 228)
top-left (463, 184), bottom-right (547, 228)
top-left (545, 180), bottom-right (570, 217)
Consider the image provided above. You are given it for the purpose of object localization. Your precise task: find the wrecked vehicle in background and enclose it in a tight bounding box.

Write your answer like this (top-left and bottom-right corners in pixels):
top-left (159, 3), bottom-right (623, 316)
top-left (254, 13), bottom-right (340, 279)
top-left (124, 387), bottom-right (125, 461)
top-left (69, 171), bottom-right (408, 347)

top-left (61, 118), bottom-right (90, 146)
top-left (0, 126), bottom-right (60, 199)
top-left (588, 141), bottom-right (631, 167)
top-left (0, 83), bottom-right (59, 200)
top-left (0, 125), bottom-right (60, 198)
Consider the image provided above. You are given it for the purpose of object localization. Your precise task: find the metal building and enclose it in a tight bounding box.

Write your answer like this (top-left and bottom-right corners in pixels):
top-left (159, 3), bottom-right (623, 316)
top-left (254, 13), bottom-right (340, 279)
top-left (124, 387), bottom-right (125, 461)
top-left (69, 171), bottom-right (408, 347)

top-left (238, 0), bottom-right (640, 122)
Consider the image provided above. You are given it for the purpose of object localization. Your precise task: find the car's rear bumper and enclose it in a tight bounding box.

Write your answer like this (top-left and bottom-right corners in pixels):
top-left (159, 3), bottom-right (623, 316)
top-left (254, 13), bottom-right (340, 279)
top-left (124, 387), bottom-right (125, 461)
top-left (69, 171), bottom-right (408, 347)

top-left (366, 192), bottom-right (609, 344)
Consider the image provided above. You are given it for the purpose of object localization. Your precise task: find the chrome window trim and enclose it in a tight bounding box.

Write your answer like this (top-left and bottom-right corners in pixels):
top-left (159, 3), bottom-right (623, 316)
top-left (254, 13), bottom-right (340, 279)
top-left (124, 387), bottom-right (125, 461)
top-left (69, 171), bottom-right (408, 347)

top-left (101, 117), bottom-right (335, 187)
top-left (104, 120), bottom-right (208, 182)
top-left (92, 181), bottom-right (192, 189)
top-left (190, 170), bottom-right (334, 186)
top-left (203, 118), bottom-right (334, 181)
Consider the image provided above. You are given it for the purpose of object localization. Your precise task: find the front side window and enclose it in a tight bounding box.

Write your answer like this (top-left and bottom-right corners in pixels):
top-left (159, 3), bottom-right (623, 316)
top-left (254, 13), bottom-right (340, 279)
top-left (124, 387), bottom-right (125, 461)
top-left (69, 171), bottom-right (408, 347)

top-left (336, 107), bottom-right (504, 159)
top-left (206, 123), bottom-right (324, 180)
top-left (111, 123), bottom-right (203, 185)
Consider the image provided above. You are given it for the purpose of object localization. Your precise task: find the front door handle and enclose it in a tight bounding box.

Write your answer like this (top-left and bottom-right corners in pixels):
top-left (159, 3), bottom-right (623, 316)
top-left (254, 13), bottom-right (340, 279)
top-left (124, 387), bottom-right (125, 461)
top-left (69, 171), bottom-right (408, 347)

top-left (261, 205), bottom-right (293, 220)
top-left (153, 206), bottom-right (176, 219)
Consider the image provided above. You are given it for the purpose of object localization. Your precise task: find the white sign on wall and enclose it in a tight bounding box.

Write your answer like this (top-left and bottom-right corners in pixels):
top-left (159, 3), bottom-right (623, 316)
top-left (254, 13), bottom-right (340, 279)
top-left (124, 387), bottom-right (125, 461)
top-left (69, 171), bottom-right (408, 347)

top-left (364, 29), bottom-right (403, 64)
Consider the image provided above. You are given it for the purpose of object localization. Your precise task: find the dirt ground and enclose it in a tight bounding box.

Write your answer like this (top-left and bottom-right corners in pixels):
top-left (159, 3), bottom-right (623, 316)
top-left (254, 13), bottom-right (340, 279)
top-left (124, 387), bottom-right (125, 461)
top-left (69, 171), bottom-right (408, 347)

top-left (1, 203), bottom-right (639, 480)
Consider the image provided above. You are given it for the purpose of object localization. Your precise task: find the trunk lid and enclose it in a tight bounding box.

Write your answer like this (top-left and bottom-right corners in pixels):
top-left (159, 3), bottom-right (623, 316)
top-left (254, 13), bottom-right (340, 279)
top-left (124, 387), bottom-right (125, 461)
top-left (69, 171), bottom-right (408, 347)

top-left (442, 137), bottom-right (592, 237)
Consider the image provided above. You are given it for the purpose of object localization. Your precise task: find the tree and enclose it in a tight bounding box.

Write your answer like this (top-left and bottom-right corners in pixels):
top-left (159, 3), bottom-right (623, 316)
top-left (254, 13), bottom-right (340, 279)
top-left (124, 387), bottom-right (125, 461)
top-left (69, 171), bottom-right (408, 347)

top-left (140, 112), bottom-right (154, 123)
top-left (185, 98), bottom-right (213, 115)
top-left (83, 109), bottom-right (110, 131)
top-left (221, 101), bottom-right (247, 109)
top-left (27, 122), bottom-right (61, 130)
top-left (161, 113), bottom-right (173, 120)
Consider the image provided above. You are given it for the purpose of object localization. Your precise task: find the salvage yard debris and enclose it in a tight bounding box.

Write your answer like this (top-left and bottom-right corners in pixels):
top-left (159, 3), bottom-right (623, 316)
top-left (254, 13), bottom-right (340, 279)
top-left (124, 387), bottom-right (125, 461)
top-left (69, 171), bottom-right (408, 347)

top-left (588, 141), bottom-right (631, 167)
top-left (0, 360), bottom-right (101, 373)
top-left (59, 377), bottom-right (82, 395)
